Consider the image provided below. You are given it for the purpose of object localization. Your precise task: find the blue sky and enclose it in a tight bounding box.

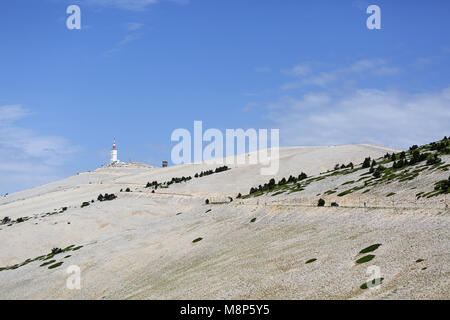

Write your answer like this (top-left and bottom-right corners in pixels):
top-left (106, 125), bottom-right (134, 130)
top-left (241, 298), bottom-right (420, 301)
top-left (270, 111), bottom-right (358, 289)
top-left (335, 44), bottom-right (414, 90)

top-left (1, 0), bottom-right (449, 193)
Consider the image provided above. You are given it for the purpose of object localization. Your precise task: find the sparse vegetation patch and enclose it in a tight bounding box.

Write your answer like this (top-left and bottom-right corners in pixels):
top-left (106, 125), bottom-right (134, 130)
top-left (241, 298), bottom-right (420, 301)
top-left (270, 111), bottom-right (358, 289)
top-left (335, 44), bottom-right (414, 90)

top-left (97, 193), bottom-right (117, 202)
top-left (386, 192), bottom-right (396, 197)
top-left (356, 255), bottom-right (375, 264)
top-left (48, 262), bottom-right (64, 269)
top-left (359, 244), bottom-right (381, 254)
top-left (360, 278), bottom-right (384, 289)
top-left (1, 245), bottom-right (83, 272)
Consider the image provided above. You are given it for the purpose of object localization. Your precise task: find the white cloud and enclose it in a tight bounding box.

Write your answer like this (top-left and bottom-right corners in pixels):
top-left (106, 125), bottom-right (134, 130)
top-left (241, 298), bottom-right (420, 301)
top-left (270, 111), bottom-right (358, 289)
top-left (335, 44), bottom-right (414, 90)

top-left (105, 21), bottom-right (145, 55)
top-left (265, 87), bottom-right (450, 149)
top-left (242, 102), bottom-right (260, 112)
top-left (283, 63), bottom-right (312, 77)
top-left (105, 32), bottom-right (142, 55)
top-left (118, 33), bottom-right (141, 46)
top-left (0, 105), bottom-right (76, 194)
top-left (126, 22), bottom-right (144, 31)
top-left (0, 105), bottom-right (31, 122)
top-left (281, 59), bottom-right (399, 90)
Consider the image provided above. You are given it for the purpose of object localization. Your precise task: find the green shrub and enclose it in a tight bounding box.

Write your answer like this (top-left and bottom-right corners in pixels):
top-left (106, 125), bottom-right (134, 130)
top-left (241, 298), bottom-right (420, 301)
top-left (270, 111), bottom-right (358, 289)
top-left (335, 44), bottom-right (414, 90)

top-left (40, 260), bottom-right (56, 267)
top-left (298, 172), bottom-right (308, 180)
top-left (434, 176), bottom-right (450, 192)
top-left (359, 244), bottom-right (381, 254)
top-left (386, 192), bottom-right (396, 197)
top-left (51, 248), bottom-right (62, 255)
top-left (48, 262), bottom-right (63, 269)
top-left (426, 154), bottom-right (442, 165)
top-left (362, 157), bottom-right (371, 168)
top-left (97, 193), bottom-right (117, 202)
top-left (356, 255), bottom-right (375, 264)
top-left (360, 278), bottom-right (384, 289)
top-left (317, 198), bottom-right (325, 207)
top-left (1, 217), bottom-right (11, 225)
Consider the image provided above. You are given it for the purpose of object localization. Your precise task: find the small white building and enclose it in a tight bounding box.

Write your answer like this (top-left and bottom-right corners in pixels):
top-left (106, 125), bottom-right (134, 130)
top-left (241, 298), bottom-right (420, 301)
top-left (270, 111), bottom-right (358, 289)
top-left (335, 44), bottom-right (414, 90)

top-left (110, 138), bottom-right (118, 164)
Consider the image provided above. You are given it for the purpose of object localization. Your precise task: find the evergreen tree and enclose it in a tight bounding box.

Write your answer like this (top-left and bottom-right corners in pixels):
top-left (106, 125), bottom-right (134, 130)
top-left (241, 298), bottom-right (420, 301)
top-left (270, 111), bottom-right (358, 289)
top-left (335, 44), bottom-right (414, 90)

top-left (317, 198), bottom-right (325, 207)
top-left (298, 172), bottom-right (307, 180)
top-left (362, 157), bottom-right (371, 168)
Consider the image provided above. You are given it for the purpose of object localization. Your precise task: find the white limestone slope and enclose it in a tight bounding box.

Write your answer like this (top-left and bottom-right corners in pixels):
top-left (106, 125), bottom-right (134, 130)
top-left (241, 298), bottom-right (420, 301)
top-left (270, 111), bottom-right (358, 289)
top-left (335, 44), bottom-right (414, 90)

top-left (0, 143), bottom-right (448, 300)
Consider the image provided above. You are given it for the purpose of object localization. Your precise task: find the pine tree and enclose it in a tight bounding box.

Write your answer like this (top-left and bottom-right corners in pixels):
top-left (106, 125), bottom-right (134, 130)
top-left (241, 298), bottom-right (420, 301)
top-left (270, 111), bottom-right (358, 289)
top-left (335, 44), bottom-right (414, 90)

top-left (362, 157), bottom-right (371, 168)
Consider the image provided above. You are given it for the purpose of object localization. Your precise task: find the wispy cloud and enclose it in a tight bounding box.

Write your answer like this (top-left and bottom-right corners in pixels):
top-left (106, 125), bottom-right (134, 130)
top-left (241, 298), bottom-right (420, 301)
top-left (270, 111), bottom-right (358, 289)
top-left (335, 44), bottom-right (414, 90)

top-left (281, 59), bottom-right (399, 90)
top-left (242, 102), bottom-right (260, 112)
top-left (117, 33), bottom-right (141, 46)
top-left (126, 22), bottom-right (144, 31)
top-left (282, 63), bottom-right (312, 77)
top-left (0, 105), bottom-right (32, 122)
top-left (0, 105), bottom-right (76, 194)
top-left (105, 23), bottom-right (144, 55)
top-left (264, 87), bottom-right (450, 149)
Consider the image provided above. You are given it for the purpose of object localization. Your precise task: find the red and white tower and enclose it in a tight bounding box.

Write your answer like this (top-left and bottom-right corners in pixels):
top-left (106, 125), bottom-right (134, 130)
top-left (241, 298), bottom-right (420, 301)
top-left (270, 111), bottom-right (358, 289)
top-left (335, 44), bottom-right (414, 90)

top-left (110, 137), bottom-right (118, 164)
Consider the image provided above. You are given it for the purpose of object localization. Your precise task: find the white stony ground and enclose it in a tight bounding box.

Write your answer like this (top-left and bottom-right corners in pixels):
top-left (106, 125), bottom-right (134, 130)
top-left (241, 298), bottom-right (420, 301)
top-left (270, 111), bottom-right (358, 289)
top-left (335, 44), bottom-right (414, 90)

top-left (0, 144), bottom-right (448, 299)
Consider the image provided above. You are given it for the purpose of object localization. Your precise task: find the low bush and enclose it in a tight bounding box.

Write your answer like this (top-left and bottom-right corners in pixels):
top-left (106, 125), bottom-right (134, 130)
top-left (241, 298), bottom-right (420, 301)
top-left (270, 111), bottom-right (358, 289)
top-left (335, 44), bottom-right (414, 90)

top-left (1, 217), bottom-right (11, 225)
top-left (356, 255), bottom-right (375, 264)
top-left (97, 193), bottom-right (117, 201)
top-left (362, 157), bottom-right (371, 168)
top-left (51, 248), bottom-right (62, 255)
top-left (434, 176), bottom-right (450, 192)
top-left (317, 198), bottom-right (325, 207)
top-left (81, 202), bottom-right (90, 208)
top-left (426, 154), bottom-right (442, 165)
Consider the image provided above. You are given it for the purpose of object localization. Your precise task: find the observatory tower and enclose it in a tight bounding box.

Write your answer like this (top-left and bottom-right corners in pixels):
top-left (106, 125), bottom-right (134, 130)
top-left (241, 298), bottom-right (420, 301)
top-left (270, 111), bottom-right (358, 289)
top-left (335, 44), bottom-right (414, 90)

top-left (110, 138), bottom-right (118, 164)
